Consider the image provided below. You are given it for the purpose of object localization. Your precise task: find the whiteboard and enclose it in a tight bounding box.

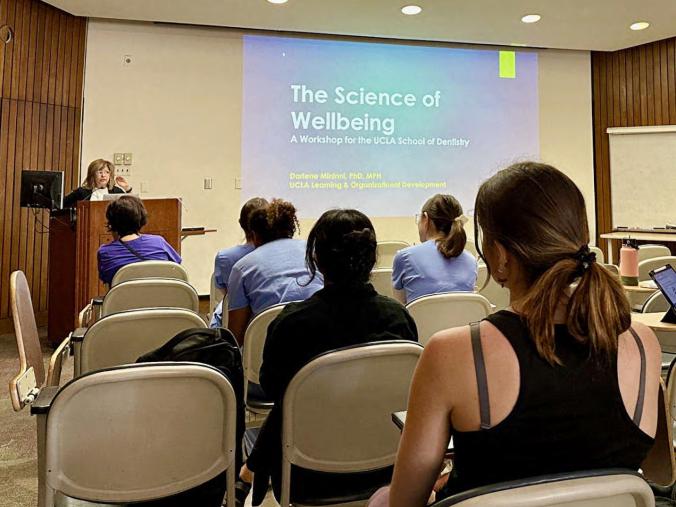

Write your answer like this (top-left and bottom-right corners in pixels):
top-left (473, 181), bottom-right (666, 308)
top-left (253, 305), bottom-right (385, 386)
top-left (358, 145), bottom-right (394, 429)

top-left (609, 126), bottom-right (676, 229)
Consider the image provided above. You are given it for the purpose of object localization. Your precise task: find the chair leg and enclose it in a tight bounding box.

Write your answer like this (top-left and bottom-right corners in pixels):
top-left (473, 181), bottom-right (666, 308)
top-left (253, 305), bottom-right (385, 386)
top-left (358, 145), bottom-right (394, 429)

top-left (280, 460), bottom-right (291, 507)
top-left (36, 414), bottom-right (51, 507)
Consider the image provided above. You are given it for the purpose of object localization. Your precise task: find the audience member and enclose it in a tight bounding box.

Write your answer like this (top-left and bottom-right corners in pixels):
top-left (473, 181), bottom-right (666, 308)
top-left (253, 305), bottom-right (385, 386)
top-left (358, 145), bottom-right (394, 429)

top-left (392, 194), bottom-right (477, 304)
top-left (210, 197), bottom-right (269, 328)
top-left (97, 195), bottom-right (181, 285)
top-left (63, 158), bottom-right (131, 208)
top-left (227, 198), bottom-right (323, 344)
top-left (371, 162), bottom-right (661, 507)
top-left (241, 209), bottom-right (418, 504)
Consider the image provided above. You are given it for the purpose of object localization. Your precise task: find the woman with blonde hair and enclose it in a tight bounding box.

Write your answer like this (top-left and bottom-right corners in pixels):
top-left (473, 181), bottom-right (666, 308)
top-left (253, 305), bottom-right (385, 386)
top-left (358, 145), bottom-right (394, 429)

top-left (370, 162), bottom-right (660, 506)
top-left (63, 158), bottom-right (131, 208)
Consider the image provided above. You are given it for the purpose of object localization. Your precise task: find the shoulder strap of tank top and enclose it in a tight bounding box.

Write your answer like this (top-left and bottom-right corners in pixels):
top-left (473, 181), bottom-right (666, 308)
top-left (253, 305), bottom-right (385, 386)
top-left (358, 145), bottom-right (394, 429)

top-left (470, 321), bottom-right (491, 430)
top-left (628, 327), bottom-right (647, 426)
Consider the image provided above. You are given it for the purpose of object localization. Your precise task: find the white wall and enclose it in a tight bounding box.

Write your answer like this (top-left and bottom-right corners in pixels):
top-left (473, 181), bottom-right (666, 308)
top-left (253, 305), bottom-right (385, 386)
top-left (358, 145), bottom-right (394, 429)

top-left (82, 20), bottom-right (594, 293)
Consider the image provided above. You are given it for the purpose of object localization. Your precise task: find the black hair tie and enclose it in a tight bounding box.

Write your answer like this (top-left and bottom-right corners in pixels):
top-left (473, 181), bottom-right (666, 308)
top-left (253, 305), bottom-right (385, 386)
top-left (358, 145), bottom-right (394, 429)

top-left (574, 245), bottom-right (596, 273)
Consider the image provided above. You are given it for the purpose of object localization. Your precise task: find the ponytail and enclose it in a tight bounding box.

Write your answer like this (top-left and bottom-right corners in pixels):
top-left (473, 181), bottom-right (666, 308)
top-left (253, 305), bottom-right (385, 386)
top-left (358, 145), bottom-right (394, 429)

top-left (437, 216), bottom-right (467, 259)
top-left (421, 194), bottom-right (467, 259)
top-left (518, 252), bottom-right (631, 365)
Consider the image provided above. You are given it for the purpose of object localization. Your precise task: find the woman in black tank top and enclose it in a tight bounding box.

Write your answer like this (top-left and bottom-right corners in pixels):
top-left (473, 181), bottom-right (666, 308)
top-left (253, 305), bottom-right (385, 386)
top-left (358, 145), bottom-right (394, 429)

top-left (369, 162), bottom-right (661, 507)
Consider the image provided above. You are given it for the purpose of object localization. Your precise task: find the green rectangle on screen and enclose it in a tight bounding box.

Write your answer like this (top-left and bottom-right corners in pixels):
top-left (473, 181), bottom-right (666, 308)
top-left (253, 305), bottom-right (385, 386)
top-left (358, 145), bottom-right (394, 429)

top-left (499, 51), bottom-right (516, 79)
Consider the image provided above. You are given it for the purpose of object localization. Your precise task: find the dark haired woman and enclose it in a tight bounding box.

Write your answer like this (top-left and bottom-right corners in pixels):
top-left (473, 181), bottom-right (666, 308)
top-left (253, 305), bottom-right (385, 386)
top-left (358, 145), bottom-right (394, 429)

top-left (226, 198), bottom-right (323, 344)
top-left (97, 195), bottom-right (181, 285)
top-left (369, 162), bottom-right (661, 507)
top-left (242, 208), bottom-right (418, 505)
top-left (392, 194), bottom-right (477, 304)
top-left (210, 197), bottom-right (269, 328)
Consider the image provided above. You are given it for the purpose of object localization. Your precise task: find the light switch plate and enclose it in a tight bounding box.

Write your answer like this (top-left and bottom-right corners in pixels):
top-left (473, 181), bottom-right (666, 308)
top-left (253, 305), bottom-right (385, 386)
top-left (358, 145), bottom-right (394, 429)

top-left (123, 153), bottom-right (132, 165)
top-left (204, 178), bottom-right (213, 190)
top-left (235, 177), bottom-right (242, 189)
top-left (113, 153), bottom-right (124, 165)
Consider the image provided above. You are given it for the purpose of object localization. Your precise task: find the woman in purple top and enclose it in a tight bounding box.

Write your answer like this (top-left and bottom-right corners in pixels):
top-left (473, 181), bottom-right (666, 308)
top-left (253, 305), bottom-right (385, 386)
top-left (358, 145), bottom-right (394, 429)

top-left (97, 195), bottom-right (181, 285)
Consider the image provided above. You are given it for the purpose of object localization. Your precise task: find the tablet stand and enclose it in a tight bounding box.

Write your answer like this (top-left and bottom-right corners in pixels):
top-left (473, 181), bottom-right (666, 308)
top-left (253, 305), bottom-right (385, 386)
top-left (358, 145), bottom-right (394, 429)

top-left (661, 307), bottom-right (676, 324)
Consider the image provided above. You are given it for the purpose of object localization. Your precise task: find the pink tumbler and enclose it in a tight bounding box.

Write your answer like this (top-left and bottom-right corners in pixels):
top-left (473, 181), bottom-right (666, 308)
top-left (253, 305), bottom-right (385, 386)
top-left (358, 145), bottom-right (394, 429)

top-left (619, 239), bottom-right (639, 286)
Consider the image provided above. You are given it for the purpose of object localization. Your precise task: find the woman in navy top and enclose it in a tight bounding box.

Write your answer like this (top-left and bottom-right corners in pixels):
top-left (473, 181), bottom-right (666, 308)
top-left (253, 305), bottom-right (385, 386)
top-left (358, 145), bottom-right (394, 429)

top-left (227, 198), bottom-right (323, 345)
top-left (97, 195), bottom-right (181, 285)
top-left (370, 162), bottom-right (661, 507)
top-left (392, 194), bottom-right (477, 304)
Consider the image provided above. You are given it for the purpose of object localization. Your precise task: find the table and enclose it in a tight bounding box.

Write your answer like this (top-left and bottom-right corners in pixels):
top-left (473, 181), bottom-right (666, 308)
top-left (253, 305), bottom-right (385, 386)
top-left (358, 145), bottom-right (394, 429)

top-left (632, 312), bottom-right (676, 332)
top-left (180, 227), bottom-right (217, 241)
top-left (600, 231), bottom-right (676, 264)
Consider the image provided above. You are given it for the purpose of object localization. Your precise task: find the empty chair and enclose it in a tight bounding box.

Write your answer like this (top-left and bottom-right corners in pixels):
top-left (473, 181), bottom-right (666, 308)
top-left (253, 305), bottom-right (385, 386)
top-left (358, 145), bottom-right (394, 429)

top-left (589, 245), bottom-right (605, 264)
top-left (429, 469), bottom-right (654, 507)
top-left (280, 341), bottom-right (423, 506)
top-left (102, 277), bottom-right (199, 316)
top-left (210, 271), bottom-right (226, 321)
top-left (639, 244), bottom-right (672, 263)
top-left (604, 263), bottom-right (620, 276)
top-left (638, 256), bottom-right (676, 282)
top-left (375, 241), bottom-right (409, 269)
top-left (242, 303), bottom-right (287, 413)
top-left (9, 271), bottom-right (68, 411)
top-left (74, 308), bottom-right (206, 376)
top-left (110, 260), bottom-right (189, 286)
top-left (476, 263), bottom-right (510, 312)
top-left (37, 363), bottom-right (237, 507)
top-left (370, 268), bottom-right (394, 299)
top-left (407, 293), bottom-right (492, 346)
top-left (643, 291), bottom-right (670, 313)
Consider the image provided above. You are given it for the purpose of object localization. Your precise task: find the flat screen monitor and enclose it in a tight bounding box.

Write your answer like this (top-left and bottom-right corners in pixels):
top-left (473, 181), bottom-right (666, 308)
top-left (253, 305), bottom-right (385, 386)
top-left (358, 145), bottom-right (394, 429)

top-left (20, 170), bottom-right (64, 210)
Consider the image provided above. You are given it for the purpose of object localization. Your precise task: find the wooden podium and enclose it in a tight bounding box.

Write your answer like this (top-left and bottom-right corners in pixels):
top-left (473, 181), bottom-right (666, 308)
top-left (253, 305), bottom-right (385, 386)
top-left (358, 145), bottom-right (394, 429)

top-left (47, 198), bottom-right (182, 345)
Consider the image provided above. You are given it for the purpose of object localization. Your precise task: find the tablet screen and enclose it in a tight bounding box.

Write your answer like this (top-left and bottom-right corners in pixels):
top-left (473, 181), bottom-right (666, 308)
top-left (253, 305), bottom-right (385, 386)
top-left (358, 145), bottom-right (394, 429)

top-left (652, 265), bottom-right (676, 308)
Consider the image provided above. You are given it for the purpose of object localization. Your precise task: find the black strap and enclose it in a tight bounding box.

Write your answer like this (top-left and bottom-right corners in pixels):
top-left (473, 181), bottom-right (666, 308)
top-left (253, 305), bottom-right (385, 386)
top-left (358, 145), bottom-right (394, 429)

top-left (118, 238), bottom-right (149, 261)
top-left (628, 327), bottom-right (647, 426)
top-left (470, 321), bottom-right (491, 430)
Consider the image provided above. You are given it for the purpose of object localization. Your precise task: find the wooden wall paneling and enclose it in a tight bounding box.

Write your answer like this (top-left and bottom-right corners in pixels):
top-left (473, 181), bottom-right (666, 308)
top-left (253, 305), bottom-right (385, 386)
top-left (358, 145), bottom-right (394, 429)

top-left (592, 37), bottom-right (676, 259)
top-left (0, 0), bottom-right (86, 326)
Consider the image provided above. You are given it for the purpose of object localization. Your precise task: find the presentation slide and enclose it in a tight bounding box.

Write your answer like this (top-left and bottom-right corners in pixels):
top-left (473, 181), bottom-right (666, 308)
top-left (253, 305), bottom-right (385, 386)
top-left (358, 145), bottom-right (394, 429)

top-left (241, 35), bottom-right (539, 217)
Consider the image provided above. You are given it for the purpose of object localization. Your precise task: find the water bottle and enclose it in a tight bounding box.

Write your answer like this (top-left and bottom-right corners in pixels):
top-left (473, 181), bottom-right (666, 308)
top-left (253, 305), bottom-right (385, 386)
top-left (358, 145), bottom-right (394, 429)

top-left (619, 239), bottom-right (639, 286)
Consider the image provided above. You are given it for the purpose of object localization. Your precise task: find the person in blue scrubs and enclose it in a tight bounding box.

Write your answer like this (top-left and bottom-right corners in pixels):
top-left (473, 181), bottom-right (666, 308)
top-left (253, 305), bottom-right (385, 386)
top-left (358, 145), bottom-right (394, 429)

top-left (209, 197), bottom-right (268, 328)
top-left (227, 198), bottom-right (323, 345)
top-left (392, 194), bottom-right (477, 304)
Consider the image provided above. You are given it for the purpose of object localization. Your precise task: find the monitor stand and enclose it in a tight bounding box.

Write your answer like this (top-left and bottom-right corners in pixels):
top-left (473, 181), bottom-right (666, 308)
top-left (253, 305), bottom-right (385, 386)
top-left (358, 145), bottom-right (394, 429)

top-left (661, 307), bottom-right (676, 324)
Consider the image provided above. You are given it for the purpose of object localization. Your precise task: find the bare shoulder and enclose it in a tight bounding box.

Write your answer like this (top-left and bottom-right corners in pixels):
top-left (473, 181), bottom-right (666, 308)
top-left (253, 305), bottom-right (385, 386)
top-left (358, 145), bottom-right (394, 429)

top-left (620, 322), bottom-right (662, 372)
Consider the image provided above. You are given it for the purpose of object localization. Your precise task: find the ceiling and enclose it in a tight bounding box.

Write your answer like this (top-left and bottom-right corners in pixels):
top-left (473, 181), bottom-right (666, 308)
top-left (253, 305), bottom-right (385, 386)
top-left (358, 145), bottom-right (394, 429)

top-left (42, 0), bottom-right (676, 52)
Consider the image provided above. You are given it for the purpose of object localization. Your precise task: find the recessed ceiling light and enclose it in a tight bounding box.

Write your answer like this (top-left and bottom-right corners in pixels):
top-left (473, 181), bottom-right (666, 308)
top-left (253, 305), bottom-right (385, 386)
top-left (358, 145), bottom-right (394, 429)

top-left (521, 14), bottom-right (541, 24)
top-left (401, 5), bottom-right (423, 16)
top-left (267, 0), bottom-right (288, 4)
top-left (630, 21), bottom-right (650, 31)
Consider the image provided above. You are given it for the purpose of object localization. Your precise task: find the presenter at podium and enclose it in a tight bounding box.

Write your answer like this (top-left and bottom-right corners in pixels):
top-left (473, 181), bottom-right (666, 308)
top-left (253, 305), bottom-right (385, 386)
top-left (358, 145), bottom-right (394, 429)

top-left (63, 158), bottom-right (132, 208)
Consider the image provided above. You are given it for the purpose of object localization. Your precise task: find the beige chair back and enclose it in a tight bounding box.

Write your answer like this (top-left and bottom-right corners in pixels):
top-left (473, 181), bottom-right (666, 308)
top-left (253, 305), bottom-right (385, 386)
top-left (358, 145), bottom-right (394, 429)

top-left (643, 292), bottom-right (670, 313)
top-left (465, 240), bottom-right (477, 258)
top-left (45, 363), bottom-right (237, 506)
top-left (433, 472), bottom-right (654, 507)
top-left (79, 308), bottom-right (206, 375)
top-left (110, 260), bottom-right (189, 286)
top-left (370, 268), bottom-right (394, 299)
top-left (407, 293), bottom-right (492, 346)
top-left (375, 241), bottom-right (409, 269)
top-left (604, 264), bottom-right (620, 276)
top-left (9, 271), bottom-right (45, 411)
top-left (590, 245), bottom-right (605, 264)
top-left (243, 304), bottom-right (287, 391)
top-left (641, 379), bottom-right (675, 488)
top-left (638, 256), bottom-right (676, 282)
top-left (477, 264), bottom-right (511, 312)
top-left (280, 341), bottom-right (423, 506)
top-left (639, 245), bottom-right (672, 263)
top-left (101, 278), bottom-right (200, 316)
top-left (210, 272), bottom-right (227, 321)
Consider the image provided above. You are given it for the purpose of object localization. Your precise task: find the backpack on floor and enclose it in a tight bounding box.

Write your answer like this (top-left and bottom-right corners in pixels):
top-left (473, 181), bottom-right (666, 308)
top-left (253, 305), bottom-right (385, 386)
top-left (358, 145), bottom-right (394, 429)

top-left (137, 327), bottom-right (246, 506)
